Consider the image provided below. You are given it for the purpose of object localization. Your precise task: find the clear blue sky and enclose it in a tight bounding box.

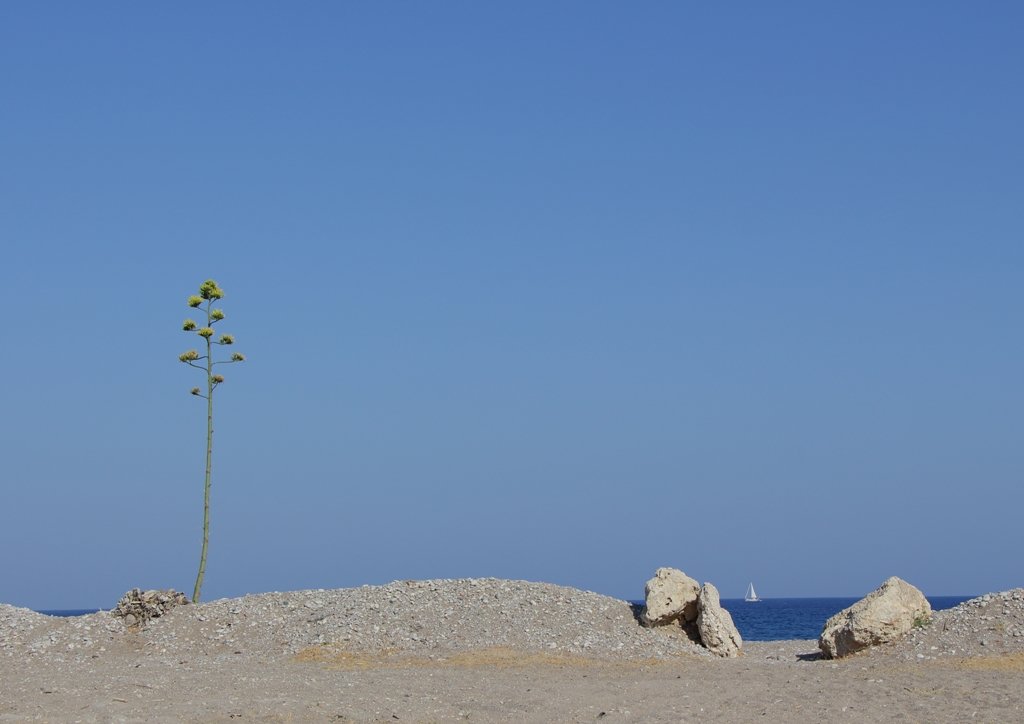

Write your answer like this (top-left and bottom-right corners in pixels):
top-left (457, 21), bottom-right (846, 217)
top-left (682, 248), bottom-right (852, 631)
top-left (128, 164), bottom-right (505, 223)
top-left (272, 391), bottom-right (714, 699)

top-left (1, 2), bottom-right (1021, 609)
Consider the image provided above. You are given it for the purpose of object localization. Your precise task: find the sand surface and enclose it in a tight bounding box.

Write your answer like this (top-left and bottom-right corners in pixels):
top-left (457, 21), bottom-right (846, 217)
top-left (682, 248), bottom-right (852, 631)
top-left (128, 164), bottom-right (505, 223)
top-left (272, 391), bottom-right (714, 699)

top-left (3, 580), bottom-right (1022, 722)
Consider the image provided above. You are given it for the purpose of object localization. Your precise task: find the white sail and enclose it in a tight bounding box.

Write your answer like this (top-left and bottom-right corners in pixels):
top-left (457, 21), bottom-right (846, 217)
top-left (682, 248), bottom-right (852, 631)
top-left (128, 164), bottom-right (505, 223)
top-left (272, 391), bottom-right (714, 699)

top-left (745, 582), bottom-right (760, 602)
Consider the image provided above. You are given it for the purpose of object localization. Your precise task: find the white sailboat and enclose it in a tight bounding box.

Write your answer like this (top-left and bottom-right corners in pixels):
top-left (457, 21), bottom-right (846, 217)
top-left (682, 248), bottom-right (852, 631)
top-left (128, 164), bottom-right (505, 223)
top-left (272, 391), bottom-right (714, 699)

top-left (745, 582), bottom-right (761, 602)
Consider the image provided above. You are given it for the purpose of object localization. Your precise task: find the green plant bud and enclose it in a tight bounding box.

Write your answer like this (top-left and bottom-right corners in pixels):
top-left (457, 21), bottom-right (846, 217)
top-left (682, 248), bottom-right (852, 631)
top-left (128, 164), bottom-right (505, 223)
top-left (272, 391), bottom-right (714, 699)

top-left (218, 334), bottom-right (234, 345)
top-left (211, 309), bottom-right (225, 321)
top-left (182, 319), bottom-right (197, 331)
top-left (190, 387), bottom-right (201, 395)
top-left (187, 295), bottom-right (203, 308)
top-left (231, 352), bottom-right (246, 362)
top-left (199, 279), bottom-right (224, 300)
top-left (197, 327), bottom-right (215, 338)
top-left (211, 374), bottom-right (225, 383)
top-left (179, 350), bottom-right (200, 362)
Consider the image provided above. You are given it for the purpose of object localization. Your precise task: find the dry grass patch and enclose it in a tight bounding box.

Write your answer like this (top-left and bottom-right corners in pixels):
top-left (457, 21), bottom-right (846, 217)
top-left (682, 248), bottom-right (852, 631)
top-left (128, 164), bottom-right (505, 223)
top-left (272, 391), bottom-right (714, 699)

top-left (947, 652), bottom-right (1024, 672)
top-left (292, 645), bottom-right (681, 671)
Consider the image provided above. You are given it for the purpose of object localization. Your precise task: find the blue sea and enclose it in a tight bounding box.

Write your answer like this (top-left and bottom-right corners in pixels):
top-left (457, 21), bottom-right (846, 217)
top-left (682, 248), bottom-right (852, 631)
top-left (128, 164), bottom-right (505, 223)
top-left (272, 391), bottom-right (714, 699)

top-left (709, 596), bottom-right (972, 640)
top-left (38, 596), bottom-right (974, 641)
top-left (629, 596), bottom-right (974, 640)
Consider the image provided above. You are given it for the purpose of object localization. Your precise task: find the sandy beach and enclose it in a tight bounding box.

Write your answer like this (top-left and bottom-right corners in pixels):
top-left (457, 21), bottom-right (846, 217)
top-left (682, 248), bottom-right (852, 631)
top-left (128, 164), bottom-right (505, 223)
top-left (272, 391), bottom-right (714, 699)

top-left (3, 580), bottom-right (1022, 722)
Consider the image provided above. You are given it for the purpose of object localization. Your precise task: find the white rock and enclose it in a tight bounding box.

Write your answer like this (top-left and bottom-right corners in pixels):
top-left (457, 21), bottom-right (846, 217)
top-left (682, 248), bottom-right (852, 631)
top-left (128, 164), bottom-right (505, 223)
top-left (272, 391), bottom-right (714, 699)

top-left (642, 568), bottom-right (700, 627)
top-left (696, 582), bottom-right (743, 658)
top-left (819, 576), bottom-right (932, 659)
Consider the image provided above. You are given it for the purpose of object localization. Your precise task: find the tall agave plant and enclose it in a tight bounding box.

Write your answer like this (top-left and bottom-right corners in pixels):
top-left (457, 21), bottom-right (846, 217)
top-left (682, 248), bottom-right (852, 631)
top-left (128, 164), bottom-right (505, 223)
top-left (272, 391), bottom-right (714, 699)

top-left (179, 279), bottom-right (245, 603)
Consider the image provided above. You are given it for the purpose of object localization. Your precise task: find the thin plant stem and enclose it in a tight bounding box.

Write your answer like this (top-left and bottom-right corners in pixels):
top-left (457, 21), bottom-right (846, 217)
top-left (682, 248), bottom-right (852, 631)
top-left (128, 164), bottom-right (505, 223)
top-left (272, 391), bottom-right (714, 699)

top-left (180, 280), bottom-right (242, 604)
top-left (194, 300), bottom-right (215, 603)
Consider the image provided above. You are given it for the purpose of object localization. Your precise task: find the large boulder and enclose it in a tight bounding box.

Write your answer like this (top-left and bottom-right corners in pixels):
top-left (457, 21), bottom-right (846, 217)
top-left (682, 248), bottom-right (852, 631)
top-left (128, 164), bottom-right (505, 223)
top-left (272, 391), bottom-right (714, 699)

top-left (642, 567), bottom-right (700, 627)
top-left (697, 582), bottom-right (743, 657)
top-left (819, 576), bottom-right (931, 659)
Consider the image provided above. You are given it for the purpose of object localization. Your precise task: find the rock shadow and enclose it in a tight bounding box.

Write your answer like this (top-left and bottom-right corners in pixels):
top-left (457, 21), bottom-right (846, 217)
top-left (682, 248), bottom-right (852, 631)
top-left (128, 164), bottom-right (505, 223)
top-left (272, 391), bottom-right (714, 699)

top-left (628, 602), bottom-right (646, 626)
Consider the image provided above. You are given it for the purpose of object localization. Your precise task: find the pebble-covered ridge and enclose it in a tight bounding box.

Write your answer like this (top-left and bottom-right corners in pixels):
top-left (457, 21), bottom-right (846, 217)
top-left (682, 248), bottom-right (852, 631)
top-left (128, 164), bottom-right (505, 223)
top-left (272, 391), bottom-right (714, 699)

top-left (1, 578), bottom-right (706, 663)
top-left (4, 581), bottom-right (1023, 666)
top-left (882, 588), bottom-right (1024, 662)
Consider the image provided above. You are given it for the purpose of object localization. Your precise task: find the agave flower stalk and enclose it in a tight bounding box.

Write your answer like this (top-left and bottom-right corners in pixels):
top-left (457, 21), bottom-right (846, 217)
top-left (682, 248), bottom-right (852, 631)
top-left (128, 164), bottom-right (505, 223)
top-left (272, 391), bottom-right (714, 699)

top-left (178, 279), bottom-right (245, 603)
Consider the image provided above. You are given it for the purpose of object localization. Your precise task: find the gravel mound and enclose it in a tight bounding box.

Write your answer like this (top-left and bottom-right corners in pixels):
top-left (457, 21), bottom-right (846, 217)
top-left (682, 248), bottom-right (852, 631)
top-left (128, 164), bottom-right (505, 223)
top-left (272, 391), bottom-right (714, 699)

top-left (0, 603), bottom-right (56, 651)
top-left (9, 582), bottom-right (1021, 667)
top-left (156, 578), bottom-right (708, 660)
top-left (2, 579), bottom-right (707, 663)
top-left (874, 588), bottom-right (1024, 662)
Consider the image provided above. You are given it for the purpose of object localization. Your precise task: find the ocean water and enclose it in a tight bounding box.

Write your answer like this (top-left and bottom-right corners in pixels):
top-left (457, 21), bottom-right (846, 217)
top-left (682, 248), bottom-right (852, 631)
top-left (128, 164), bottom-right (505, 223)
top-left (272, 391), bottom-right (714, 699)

top-left (38, 596), bottom-right (974, 641)
top-left (719, 596), bottom-right (973, 640)
top-left (38, 609), bottom-right (102, 617)
top-left (628, 596), bottom-right (973, 640)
